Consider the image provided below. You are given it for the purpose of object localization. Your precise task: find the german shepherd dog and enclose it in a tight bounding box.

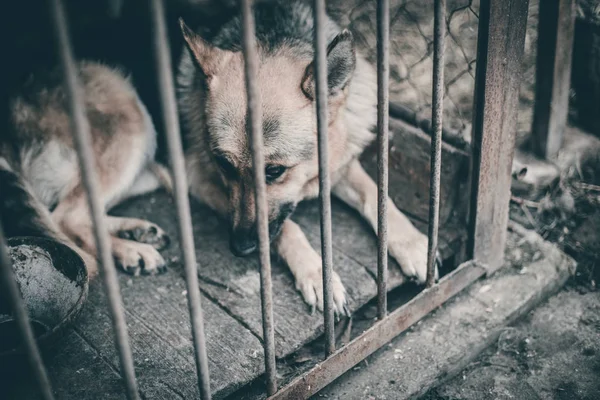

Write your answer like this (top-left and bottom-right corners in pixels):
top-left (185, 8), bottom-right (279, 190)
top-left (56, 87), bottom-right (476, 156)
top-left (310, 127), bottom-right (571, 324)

top-left (1, 0), bottom-right (438, 314)
top-left (1, 63), bottom-right (172, 277)
top-left (177, 0), bottom-right (438, 314)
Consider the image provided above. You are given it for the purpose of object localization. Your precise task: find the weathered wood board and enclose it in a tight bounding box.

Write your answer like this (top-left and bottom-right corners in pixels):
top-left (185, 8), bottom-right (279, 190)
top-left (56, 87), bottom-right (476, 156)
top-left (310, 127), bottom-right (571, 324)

top-left (110, 191), bottom-right (378, 360)
top-left (4, 330), bottom-right (126, 400)
top-left (5, 192), bottom-right (266, 399)
top-left (360, 117), bottom-right (470, 226)
top-left (73, 269), bottom-right (265, 399)
top-left (5, 117), bottom-right (469, 399)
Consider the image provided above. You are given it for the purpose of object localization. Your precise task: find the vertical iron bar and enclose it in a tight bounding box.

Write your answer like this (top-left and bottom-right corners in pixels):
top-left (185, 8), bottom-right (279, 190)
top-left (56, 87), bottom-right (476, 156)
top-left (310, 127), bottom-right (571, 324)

top-left (376, 0), bottom-right (390, 319)
top-left (531, 0), bottom-right (575, 159)
top-left (149, 0), bottom-right (212, 398)
top-left (107, 0), bottom-right (124, 19)
top-left (0, 224), bottom-right (54, 400)
top-left (467, 0), bottom-right (530, 273)
top-left (240, 0), bottom-right (277, 395)
top-left (426, 0), bottom-right (446, 288)
top-left (49, 1), bottom-right (140, 398)
top-left (313, 0), bottom-right (335, 356)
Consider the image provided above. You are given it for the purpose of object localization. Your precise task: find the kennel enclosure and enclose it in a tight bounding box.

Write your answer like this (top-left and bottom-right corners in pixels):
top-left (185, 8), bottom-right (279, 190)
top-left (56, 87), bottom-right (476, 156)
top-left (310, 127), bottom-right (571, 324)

top-left (0, 0), bottom-right (577, 399)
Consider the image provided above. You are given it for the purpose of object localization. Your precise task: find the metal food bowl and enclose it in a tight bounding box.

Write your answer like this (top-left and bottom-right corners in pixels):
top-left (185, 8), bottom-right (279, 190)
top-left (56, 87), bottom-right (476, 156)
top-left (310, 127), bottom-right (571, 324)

top-left (0, 236), bottom-right (88, 359)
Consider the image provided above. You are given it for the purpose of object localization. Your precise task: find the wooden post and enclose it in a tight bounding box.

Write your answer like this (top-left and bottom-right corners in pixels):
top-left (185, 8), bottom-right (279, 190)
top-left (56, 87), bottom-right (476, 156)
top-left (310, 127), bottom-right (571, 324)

top-left (532, 0), bottom-right (576, 159)
top-left (467, 0), bottom-right (530, 273)
top-left (571, 8), bottom-right (600, 137)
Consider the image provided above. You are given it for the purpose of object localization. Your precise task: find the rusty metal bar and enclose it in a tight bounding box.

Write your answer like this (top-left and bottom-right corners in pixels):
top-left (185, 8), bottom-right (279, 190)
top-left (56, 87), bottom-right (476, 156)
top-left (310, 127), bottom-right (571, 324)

top-left (107, 0), bottom-right (124, 19)
top-left (426, 0), bottom-right (446, 287)
top-left (149, 0), bottom-right (211, 398)
top-left (376, 0), bottom-right (390, 319)
top-left (467, 0), bottom-right (530, 273)
top-left (268, 260), bottom-right (487, 400)
top-left (313, 0), bottom-right (336, 355)
top-left (0, 224), bottom-right (55, 400)
top-left (49, 0), bottom-right (140, 398)
top-left (531, 0), bottom-right (575, 160)
top-left (240, 0), bottom-right (277, 395)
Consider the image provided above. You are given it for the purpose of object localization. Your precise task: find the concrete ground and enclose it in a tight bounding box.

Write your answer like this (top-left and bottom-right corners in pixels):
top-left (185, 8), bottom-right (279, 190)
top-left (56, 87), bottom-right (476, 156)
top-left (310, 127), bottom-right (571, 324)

top-left (423, 287), bottom-right (600, 400)
top-left (424, 198), bottom-right (600, 400)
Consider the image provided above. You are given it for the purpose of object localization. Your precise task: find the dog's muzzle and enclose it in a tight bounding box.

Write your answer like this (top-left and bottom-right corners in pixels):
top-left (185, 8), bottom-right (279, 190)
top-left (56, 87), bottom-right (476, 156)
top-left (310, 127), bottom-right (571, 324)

top-left (230, 228), bottom-right (257, 257)
top-left (229, 202), bottom-right (296, 257)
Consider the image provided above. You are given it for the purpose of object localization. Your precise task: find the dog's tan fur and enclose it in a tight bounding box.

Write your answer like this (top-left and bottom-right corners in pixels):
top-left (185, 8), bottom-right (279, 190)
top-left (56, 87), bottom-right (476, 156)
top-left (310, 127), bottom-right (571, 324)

top-left (177, 9), bottom-right (438, 315)
top-left (2, 62), bottom-right (171, 277)
top-left (3, 4), bottom-right (438, 314)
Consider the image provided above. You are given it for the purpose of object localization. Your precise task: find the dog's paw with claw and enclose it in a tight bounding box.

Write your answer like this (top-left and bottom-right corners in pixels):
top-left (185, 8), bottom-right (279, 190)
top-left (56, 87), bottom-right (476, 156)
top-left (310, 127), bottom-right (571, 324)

top-left (388, 230), bottom-right (441, 284)
top-left (117, 223), bottom-right (170, 251)
top-left (295, 266), bottom-right (349, 318)
top-left (112, 239), bottom-right (168, 276)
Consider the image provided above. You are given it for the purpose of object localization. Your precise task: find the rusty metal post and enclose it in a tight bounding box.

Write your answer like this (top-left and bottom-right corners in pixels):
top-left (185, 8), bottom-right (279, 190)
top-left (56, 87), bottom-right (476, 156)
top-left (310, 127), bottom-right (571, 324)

top-left (49, 1), bottom-right (140, 399)
top-left (467, 0), bottom-right (530, 273)
top-left (426, 0), bottom-right (446, 287)
top-left (313, 0), bottom-right (336, 356)
top-left (149, 0), bottom-right (212, 398)
top-left (531, 0), bottom-right (576, 159)
top-left (376, 0), bottom-right (390, 318)
top-left (240, 0), bottom-right (278, 395)
top-left (108, 0), bottom-right (124, 18)
top-left (0, 224), bottom-right (55, 400)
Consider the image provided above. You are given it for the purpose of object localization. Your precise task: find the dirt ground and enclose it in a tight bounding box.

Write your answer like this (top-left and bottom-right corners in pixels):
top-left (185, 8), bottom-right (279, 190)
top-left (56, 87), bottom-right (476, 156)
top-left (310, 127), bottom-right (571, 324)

top-left (421, 141), bottom-right (600, 400)
top-left (423, 287), bottom-right (600, 400)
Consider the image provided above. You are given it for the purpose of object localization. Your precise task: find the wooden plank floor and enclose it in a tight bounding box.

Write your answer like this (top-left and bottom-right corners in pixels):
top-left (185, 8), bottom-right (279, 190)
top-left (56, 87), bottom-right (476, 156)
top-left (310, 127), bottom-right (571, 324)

top-left (5, 190), bottom-right (464, 400)
top-left (5, 115), bottom-right (469, 400)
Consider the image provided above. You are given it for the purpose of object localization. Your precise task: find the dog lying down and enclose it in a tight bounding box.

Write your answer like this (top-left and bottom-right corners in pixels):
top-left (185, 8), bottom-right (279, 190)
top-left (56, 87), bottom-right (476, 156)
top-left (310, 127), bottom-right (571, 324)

top-left (0, 0), bottom-right (439, 315)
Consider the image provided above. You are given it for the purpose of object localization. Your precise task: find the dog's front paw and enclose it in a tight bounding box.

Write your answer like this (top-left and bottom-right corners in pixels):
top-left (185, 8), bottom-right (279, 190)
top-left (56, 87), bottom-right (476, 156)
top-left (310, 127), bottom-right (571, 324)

top-left (117, 222), bottom-right (170, 251)
top-left (388, 231), bottom-right (440, 284)
top-left (112, 238), bottom-right (168, 276)
top-left (295, 266), bottom-right (348, 317)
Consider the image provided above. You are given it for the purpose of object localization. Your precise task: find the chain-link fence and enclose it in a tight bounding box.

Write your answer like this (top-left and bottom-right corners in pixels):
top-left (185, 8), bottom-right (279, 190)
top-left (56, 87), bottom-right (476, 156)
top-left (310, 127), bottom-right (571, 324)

top-left (327, 0), bottom-right (540, 149)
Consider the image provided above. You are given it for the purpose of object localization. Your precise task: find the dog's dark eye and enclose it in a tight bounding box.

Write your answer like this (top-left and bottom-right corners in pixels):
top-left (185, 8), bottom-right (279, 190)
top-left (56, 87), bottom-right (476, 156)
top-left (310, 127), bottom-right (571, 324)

top-left (215, 156), bottom-right (237, 179)
top-left (265, 165), bottom-right (286, 183)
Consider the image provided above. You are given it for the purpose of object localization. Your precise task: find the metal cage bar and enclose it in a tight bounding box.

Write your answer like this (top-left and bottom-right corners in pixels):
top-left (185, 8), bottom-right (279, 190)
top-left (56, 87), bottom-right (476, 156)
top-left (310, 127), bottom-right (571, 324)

top-left (0, 225), bottom-right (55, 400)
top-left (426, 0), bottom-right (446, 287)
top-left (108, 0), bottom-right (124, 19)
top-left (49, 1), bottom-right (140, 399)
top-left (312, 0), bottom-right (336, 357)
top-left (240, 0), bottom-right (278, 395)
top-left (2, 0), bottom-right (536, 398)
top-left (376, 0), bottom-right (390, 319)
top-left (149, 0), bottom-right (212, 398)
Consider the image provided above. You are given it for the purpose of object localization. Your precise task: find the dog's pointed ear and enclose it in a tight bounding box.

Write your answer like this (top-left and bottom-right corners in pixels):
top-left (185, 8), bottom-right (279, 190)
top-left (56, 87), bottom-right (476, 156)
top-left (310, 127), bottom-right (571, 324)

top-left (179, 18), bottom-right (231, 81)
top-left (301, 29), bottom-right (356, 100)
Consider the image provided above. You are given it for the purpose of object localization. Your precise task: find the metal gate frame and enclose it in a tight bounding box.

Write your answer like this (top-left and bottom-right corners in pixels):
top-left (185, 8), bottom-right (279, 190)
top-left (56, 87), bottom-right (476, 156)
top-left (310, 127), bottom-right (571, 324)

top-left (0, 0), bottom-right (576, 398)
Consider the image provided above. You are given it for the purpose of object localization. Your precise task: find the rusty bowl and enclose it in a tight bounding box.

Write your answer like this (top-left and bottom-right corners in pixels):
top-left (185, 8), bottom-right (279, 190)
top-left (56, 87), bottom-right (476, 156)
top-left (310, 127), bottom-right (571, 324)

top-left (0, 236), bottom-right (88, 359)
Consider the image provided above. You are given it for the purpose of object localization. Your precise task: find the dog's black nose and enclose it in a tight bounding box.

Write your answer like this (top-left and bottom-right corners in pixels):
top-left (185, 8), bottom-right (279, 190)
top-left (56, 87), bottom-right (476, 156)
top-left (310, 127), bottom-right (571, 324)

top-left (230, 229), bottom-right (257, 257)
